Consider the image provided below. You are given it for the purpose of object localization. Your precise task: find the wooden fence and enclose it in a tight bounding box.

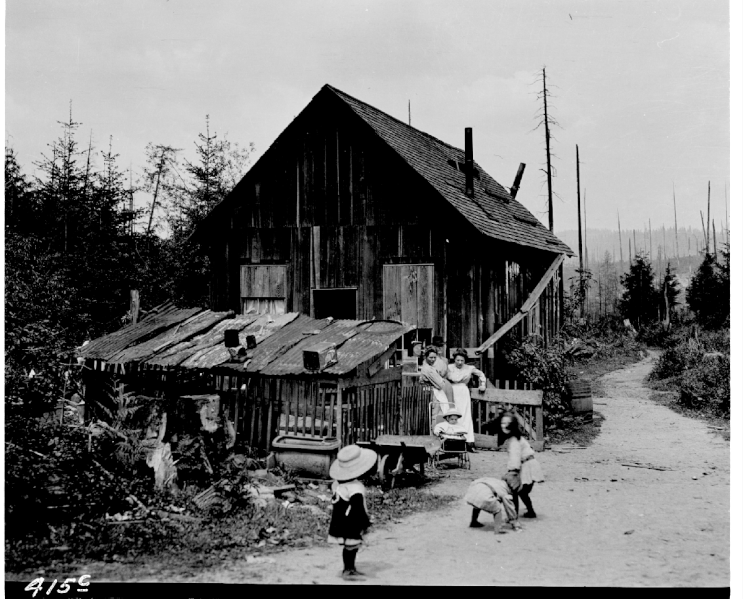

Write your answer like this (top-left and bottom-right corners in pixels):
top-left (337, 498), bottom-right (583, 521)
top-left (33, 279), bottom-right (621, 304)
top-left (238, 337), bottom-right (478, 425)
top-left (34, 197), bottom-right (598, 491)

top-left (470, 380), bottom-right (544, 451)
top-left (216, 374), bottom-right (544, 453)
top-left (218, 375), bottom-right (433, 453)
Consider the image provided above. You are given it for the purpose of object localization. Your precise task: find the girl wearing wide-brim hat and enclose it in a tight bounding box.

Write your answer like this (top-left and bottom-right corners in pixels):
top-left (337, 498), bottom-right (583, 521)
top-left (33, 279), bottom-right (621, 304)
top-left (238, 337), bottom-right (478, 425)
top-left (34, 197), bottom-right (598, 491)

top-left (327, 444), bottom-right (378, 580)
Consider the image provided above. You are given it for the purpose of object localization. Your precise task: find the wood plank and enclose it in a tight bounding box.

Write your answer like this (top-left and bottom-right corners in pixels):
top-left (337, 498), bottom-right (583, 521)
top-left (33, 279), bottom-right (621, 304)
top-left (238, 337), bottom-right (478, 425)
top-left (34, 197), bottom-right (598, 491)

top-left (366, 344), bottom-right (397, 379)
top-left (266, 382), bottom-right (275, 453)
top-left (470, 387), bottom-right (543, 406)
top-left (474, 432), bottom-right (501, 450)
top-left (283, 380), bottom-right (290, 434)
top-left (328, 388), bottom-right (336, 439)
top-left (383, 264), bottom-right (402, 321)
top-left (535, 405), bottom-right (544, 442)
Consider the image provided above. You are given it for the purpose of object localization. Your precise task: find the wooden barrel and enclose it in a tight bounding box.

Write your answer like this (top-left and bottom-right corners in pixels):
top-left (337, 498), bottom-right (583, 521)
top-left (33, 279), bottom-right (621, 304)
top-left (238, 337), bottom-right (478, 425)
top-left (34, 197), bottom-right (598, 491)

top-left (568, 380), bottom-right (593, 414)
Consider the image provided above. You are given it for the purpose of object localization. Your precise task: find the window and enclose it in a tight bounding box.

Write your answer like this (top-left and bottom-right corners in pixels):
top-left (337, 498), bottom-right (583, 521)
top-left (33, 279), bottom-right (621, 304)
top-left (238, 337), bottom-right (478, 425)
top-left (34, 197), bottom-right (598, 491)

top-left (313, 288), bottom-right (357, 320)
top-left (240, 265), bottom-right (287, 315)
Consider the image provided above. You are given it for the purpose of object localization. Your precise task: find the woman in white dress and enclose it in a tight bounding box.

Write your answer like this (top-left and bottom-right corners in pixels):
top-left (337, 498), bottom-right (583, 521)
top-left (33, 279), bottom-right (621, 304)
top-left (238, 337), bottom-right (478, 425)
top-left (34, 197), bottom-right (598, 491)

top-left (446, 348), bottom-right (486, 453)
top-left (419, 346), bottom-right (454, 415)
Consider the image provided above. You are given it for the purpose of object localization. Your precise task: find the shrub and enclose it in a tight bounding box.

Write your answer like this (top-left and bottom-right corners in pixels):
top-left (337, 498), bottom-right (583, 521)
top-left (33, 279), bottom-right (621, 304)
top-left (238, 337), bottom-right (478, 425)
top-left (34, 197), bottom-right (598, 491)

top-left (677, 355), bottom-right (730, 417)
top-left (506, 335), bottom-right (572, 425)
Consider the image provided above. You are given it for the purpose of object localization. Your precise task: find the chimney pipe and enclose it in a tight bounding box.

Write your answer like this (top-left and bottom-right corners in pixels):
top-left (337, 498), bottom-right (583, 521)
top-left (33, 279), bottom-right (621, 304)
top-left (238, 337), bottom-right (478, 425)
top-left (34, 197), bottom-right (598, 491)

top-left (464, 128), bottom-right (474, 198)
top-left (510, 163), bottom-right (526, 199)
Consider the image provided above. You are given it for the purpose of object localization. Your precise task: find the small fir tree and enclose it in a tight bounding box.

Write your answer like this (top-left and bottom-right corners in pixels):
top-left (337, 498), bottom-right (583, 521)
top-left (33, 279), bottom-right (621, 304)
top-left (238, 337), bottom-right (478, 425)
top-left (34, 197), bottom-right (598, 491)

top-left (619, 253), bottom-right (659, 327)
top-left (686, 251), bottom-right (729, 329)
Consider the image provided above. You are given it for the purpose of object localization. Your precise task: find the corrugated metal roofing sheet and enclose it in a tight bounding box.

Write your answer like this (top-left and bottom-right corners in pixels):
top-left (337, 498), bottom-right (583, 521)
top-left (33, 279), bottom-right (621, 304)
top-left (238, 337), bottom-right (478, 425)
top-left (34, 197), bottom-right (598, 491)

top-left (180, 312), bottom-right (301, 370)
top-left (78, 309), bottom-right (410, 378)
top-left (109, 309), bottom-right (231, 364)
top-left (78, 303), bottom-right (203, 361)
top-left (146, 313), bottom-right (262, 368)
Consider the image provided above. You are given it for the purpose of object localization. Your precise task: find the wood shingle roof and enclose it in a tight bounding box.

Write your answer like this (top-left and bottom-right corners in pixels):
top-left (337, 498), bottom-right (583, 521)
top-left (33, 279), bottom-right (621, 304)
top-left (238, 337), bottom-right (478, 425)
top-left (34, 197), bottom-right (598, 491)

top-left (324, 84), bottom-right (574, 256)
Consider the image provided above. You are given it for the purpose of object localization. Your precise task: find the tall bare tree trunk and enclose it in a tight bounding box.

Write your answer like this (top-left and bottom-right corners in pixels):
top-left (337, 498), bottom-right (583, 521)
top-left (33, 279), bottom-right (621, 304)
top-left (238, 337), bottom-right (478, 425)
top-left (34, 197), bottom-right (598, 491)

top-left (617, 211), bottom-right (623, 271)
top-left (543, 68), bottom-right (554, 231)
top-left (576, 145), bottom-right (583, 271)
top-left (706, 181), bottom-right (711, 255)
top-left (673, 184), bottom-right (680, 268)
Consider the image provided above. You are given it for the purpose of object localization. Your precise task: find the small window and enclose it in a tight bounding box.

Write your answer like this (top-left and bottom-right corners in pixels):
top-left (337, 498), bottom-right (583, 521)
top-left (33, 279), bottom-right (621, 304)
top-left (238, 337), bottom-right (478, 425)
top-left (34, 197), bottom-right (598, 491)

top-left (240, 265), bottom-right (287, 315)
top-left (313, 288), bottom-right (357, 320)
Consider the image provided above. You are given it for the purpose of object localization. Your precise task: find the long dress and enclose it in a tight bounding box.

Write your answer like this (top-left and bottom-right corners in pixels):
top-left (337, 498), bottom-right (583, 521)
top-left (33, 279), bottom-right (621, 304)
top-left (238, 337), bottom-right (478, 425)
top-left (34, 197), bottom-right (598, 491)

top-left (419, 356), bottom-right (454, 414)
top-left (446, 363), bottom-right (485, 443)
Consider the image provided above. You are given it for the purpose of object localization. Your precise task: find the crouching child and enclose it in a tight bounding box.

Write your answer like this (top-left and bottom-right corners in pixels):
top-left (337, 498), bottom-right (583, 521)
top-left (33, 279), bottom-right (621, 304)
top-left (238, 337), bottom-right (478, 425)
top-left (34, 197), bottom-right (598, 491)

top-left (464, 477), bottom-right (522, 533)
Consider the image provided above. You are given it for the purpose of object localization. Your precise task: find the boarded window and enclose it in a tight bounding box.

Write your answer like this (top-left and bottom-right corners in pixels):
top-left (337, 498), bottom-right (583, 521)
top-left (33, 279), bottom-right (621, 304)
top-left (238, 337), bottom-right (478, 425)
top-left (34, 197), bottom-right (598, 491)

top-left (240, 265), bottom-right (287, 315)
top-left (383, 264), bottom-right (434, 328)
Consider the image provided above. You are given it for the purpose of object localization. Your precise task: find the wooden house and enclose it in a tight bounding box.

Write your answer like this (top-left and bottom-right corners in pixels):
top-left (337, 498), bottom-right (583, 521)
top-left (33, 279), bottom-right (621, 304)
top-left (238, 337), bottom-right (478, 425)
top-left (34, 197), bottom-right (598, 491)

top-left (195, 85), bottom-right (574, 379)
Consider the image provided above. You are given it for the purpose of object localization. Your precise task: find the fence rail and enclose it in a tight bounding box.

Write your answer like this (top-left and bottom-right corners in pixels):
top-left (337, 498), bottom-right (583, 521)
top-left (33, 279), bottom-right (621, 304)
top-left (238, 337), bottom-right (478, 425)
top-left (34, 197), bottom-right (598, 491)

top-left (470, 380), bottom-right (544, 450)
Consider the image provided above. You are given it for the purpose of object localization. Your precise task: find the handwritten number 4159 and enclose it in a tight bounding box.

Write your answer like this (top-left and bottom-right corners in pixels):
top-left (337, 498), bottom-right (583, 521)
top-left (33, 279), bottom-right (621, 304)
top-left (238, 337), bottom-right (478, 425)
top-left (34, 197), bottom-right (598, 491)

top-left (24, 576), bottom-right (91, 596)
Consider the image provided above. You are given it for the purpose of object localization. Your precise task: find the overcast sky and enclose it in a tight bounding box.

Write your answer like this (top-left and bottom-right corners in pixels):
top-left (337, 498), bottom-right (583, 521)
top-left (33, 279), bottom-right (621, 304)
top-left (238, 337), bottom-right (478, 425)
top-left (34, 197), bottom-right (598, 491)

top-left (4, 0), bottom-right (736, 236)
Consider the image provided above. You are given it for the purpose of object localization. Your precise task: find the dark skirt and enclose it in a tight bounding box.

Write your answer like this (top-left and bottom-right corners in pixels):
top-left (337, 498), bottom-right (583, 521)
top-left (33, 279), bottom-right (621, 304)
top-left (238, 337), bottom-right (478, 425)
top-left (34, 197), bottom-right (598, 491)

top-left (327, 493), bottom-right (370, 544)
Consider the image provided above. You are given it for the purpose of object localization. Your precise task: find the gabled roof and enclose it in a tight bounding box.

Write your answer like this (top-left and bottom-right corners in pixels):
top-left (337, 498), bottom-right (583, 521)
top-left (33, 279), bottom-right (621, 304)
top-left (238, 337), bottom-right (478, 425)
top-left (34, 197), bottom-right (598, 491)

top-left (196, 84), bottom-right (573, 257)
top-left (324, 85), bottom-right (573, 256)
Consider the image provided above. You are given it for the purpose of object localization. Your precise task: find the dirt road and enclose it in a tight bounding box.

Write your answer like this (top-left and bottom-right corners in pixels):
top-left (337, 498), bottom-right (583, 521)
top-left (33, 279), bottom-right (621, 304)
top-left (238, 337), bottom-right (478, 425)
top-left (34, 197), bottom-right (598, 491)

top-left (145, 353), bottom-right (731, 586)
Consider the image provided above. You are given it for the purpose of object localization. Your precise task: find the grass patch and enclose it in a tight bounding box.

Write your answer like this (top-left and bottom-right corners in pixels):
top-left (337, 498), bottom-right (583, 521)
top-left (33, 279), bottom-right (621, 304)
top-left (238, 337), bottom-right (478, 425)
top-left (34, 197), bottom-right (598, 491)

top-left (5, 479), bottom-right (456, 581)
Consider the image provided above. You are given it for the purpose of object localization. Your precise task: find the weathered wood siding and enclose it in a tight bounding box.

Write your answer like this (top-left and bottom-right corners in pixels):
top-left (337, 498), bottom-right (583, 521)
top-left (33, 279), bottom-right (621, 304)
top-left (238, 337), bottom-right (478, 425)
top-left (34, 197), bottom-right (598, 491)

top-left (207, 91), bottom-right (563, 362)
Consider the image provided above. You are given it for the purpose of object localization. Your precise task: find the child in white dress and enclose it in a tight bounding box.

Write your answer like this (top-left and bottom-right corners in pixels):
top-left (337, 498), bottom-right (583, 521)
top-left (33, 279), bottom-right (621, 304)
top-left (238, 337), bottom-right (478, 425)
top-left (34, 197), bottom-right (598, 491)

top-left (433, 409), bottom-right (468, 440)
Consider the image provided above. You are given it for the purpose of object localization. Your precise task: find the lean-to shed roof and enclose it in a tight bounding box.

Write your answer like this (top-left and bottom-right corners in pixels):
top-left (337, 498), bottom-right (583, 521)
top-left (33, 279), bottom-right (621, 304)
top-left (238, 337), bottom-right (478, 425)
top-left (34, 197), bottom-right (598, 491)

top-left (77, 304), bottom-right (413, 378)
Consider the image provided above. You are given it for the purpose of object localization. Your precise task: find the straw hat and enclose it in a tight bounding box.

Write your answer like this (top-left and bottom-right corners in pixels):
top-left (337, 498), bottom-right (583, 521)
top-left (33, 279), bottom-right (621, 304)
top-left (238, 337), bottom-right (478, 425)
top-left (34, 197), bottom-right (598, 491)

top-left (329, 444), bottom-right (378, 481)
top-left (443, 408), bottom-right (462, 418)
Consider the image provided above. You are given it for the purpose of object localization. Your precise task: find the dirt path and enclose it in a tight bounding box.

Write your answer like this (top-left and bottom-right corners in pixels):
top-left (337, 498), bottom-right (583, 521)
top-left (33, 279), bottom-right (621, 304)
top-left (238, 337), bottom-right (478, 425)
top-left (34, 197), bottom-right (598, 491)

top-left (143, 353), bottom-right (731, 586)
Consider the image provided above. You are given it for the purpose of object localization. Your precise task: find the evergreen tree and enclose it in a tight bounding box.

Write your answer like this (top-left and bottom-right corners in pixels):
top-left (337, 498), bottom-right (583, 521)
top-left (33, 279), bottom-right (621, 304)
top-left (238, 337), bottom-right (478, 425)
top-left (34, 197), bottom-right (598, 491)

top-left (686, 251), bottom-right (729, 329)
top-left (619, 253), bottom-right (659, 327)
top-left (659, 262), bottom-right (681, 323)
top-left (156, 116), bottom-right (253, 306)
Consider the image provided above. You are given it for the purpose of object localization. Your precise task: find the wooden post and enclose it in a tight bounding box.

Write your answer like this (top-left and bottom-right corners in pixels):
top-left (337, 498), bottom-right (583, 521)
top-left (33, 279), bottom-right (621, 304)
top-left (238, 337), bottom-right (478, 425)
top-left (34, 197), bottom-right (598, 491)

top-left (130, 290), bottom-right (140, 325)
top-left (336, 382), bottom-right (343, 445)
top-left (535, 404), bottom-right (544, 446)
